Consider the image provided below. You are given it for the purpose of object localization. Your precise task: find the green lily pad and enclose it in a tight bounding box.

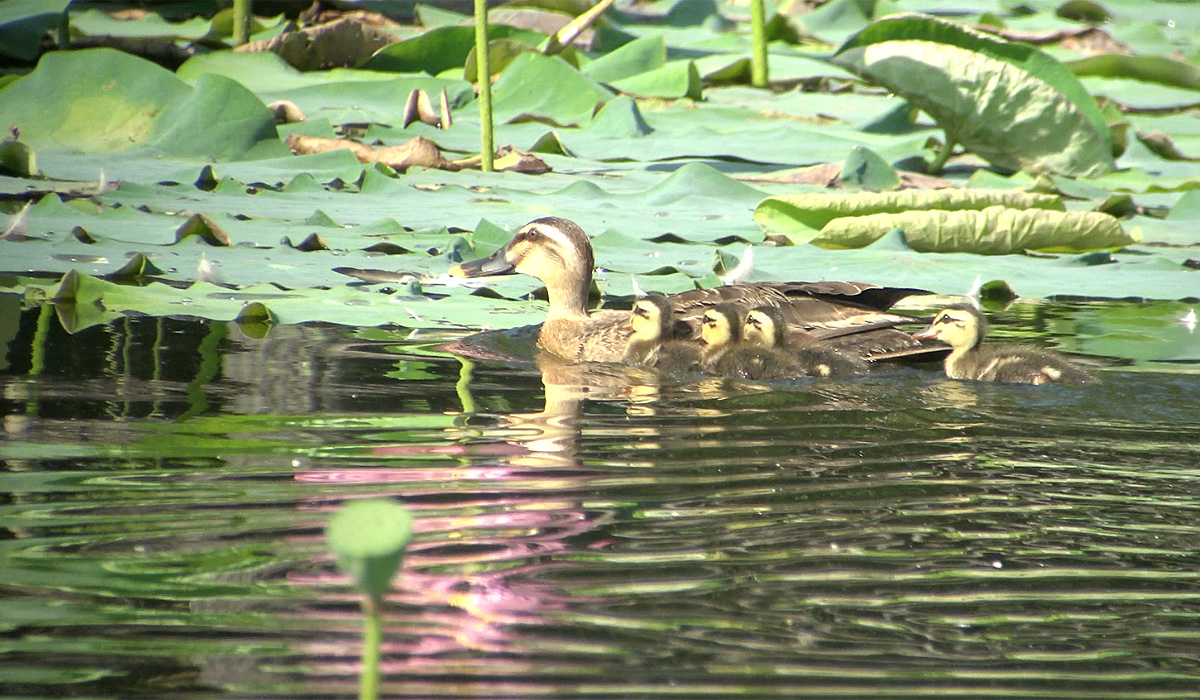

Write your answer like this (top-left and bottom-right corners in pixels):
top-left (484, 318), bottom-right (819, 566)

top-left (840, 145), bottom-right (899, 191)
top-left (69, 7), bottom-right (217, 42)
top-left (813, 206), bottom-right (1135, 254)
top-left (0, 48), bottom-right (284, 163)
top-left (754, 189), bottom-right (1065, 238)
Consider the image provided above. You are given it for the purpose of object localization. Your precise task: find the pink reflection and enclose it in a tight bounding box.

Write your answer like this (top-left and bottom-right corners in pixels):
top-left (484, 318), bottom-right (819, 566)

top-left (290, 350), bottom-right (654, 676)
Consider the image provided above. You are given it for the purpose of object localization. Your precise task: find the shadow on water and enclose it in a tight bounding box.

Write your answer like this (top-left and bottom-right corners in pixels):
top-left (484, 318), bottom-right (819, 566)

top-left (1, 294), bottom-right (1200, 698)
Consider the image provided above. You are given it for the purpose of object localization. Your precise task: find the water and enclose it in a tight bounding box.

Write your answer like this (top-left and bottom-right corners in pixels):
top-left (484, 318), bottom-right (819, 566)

top-left (2, 298), bottom-right (1200, 699)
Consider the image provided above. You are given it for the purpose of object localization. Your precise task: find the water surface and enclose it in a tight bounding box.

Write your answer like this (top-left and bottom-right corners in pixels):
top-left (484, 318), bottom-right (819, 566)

top-left (2, 298), bottom-right (1199, 699)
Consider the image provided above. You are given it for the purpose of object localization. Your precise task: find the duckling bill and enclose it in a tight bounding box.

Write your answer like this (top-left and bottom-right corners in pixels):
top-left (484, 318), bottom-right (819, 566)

top-left (913, 304), bottom-right (1095, 386)
top-left (450, 216), bottom-right (938, 364)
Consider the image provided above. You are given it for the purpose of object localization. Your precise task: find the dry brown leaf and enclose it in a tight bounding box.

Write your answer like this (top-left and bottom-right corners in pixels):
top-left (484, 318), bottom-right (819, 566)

top-left (236, 16), bottom-right (393, 70)
top-left (267, 100), bottom-right (307, 124)
top-left (451, 146), bottom-right (552, 174)
top-left (286, 134), bottom-right (451, 171)
top-left (286, 136), bottom-right (550, 174)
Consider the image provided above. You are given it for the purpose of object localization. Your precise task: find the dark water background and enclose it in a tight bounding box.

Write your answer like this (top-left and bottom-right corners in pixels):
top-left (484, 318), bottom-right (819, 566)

top-left (2, 295), bottom-right (1200, 699)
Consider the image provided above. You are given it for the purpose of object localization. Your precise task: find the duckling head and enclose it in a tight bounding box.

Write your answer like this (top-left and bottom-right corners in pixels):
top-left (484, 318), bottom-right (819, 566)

top-left (743, 306), bottom-right (786, 348)
top-left (449, 217), bottom-right (593, 289)
top-left (700, 304), bottom-right (742, 348)
top-left (630, 295), bottom-right (673, 342)
top-left (913, 303), bottom-right (986, 350)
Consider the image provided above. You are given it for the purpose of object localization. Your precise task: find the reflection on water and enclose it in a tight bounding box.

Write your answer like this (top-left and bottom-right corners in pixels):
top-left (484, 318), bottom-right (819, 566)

top-left (2, 298), bottom-right (1200, 698)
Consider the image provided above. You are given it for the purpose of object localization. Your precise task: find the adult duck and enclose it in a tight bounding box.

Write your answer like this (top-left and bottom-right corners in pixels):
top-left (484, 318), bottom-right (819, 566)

top-left (913, 304), bottom-right (1095, 385)
top-left (450, 216), bottom-right (935, 363)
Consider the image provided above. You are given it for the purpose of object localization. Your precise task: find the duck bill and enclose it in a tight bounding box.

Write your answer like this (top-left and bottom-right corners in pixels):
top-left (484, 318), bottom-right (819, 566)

top-left (911, 326), bottom-right (938, 341)
top-left (449, 247), bottom-right (514, 278)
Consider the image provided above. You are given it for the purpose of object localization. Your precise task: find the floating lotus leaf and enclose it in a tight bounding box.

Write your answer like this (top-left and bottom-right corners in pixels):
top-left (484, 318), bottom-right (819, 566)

top-left (755, 189), bottom-right (1066, 239)
top-left (813, 206), bottom-right (1135, 254)
top-left (0, 48), bottom-right (283, 162)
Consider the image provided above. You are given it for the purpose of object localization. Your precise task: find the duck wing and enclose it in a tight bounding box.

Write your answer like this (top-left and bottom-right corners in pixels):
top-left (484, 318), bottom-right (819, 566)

top-left (539, 310), bottom-right (632, 363)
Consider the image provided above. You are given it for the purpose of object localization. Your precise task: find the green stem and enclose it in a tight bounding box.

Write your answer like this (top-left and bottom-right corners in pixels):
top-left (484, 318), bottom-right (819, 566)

top-left (360, 596), bottom-right (383, 700)
top-left (23, 303), bottom-right (53, 419)
top-left (232, 0), bottom-right (251, 46)
top-left (927, 136), bottom-right (957, 174)
top-left (474, 0), bottom-right (494, 172)
top-left (750, 0), bottom-right (768, 88)
top-left (180, 321), bottom-right (227, 421)
top-left (455, 357), bottom-right (477, 415)
top-left (29, 303), bottom-right (51, 379)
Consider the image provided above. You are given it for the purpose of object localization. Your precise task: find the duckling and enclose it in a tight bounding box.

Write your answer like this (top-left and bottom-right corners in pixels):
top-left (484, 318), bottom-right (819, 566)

top-left (743, 306), bottom-right (869, 378)
top-left (912, 304), bottom-right (1095, 385)
top-left (449, 216), bottom-right (940, 363)
top-left (623, 295), bottom-right (702, 373)
top-left (699, 304), bottom-right (813, 381)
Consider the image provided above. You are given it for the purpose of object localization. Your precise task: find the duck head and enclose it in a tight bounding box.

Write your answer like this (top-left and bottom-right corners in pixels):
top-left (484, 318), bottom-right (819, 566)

top-left (449, 217), bottom-right (594, 286)
top-left (630, 295), bottom-right (672, 342)
top-left (913, 303), bottom-right (986, 350)
top-left (700, 304), bottom-right (742, 348)
top-left (743, 306), bottom-right (786, 348)
top-left (450, 217), bottom-right (596, 319)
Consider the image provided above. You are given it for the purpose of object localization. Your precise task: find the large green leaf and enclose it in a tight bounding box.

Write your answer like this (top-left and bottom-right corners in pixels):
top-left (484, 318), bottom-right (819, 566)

top-left (832, 13), bottom-right (1115, 177)
top-left (754, 189), bottom-right (1065, 238)
top-left (813, 206), bottom-right (1135, 254)
top-left (0, 48), bottom-right (284, 161)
